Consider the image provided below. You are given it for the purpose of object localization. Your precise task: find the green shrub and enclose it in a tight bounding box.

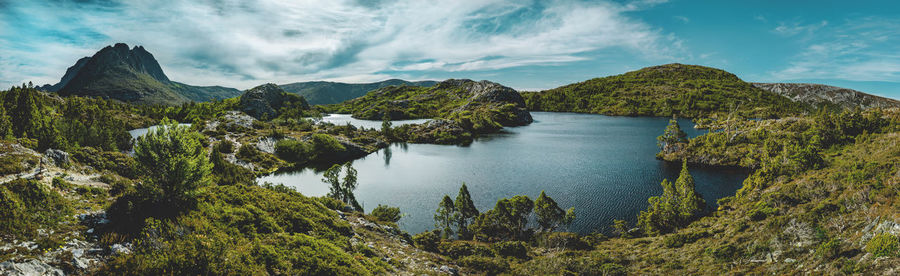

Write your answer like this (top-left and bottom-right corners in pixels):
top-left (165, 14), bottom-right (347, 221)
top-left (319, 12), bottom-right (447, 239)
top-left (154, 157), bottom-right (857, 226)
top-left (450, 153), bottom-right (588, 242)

top-left (662, 231), bottom-right (709, 248)
top-left (76, 186), bottom-right (106, 197)
top-left (438, 241), bottom-right (494, 259)
top-left (52, 177), bottom-right (74, 191)
top-left (457, 256), bottom-right (509, 275)
top-left (236, 144), bottom-right (283, 170)
top-left (492, 241), bottom-right (528, 259)
top-left (0, 179), bottom-right (71, 239)
top-left (98, 183), bottom-right (384, 275)
top-left (705, 244), bottom-right (742, 262)
top-left (866, 233), bottom-right (899, 257)
top-left (538, 232), bottom-right (589, 250)
top-left (817, 238), bottom-right (841, 260)
top-left (412, 230), bottom-right (441, 252)
top-left (215, 140), bottom-right (235, 153)
top-left (0, 185), bottom-right (27, 237)
top-left (747, 201), bottom-right (777, 221)
top-left (316, 196), bottom-right (347, 211)
top-left (71, 147), bottom-right (141, 178)
top-left (0, 154), bottom-right (27, 175)
top-left (369, 204), bottom-right (401, 223)
top-left (274, 139), bottom-right (312, 163)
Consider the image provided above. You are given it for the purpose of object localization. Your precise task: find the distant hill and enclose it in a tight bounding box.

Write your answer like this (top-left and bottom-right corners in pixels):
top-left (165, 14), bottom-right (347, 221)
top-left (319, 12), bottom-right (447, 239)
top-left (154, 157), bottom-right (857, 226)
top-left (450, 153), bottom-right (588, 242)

top-left (522, 63), bottom-right (809, 118)
top-left (43, 43), bottom-right (241, 105)
top-left (751, 82), bottom-right (900, 110)
top-left (279, 79), bottom-right (437, 105)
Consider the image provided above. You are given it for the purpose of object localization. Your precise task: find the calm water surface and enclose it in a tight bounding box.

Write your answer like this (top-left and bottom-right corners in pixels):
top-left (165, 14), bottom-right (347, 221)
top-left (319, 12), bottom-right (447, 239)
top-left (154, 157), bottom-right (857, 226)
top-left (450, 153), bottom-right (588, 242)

top-left (258, 112), bottom-right (748, 234)
top-left (316, 114), bottom-right (430, 129)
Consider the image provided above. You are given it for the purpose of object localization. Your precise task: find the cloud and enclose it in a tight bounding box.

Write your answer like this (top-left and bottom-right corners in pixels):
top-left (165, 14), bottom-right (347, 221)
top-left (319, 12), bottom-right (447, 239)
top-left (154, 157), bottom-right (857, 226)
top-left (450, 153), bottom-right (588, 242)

top-left (0, 0), bottom-right (682, 89)
top-left (770, 17), bottom-right (900, 83)
top-left (773, 20), bottom-right (828, 36)
top-left (674, 16), bottom-right (689, 23)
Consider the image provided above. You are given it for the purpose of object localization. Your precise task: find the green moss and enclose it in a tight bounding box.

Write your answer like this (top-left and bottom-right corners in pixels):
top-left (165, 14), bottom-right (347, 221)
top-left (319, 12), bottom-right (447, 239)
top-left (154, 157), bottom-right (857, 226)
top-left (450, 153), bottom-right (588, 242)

top-left (866, 233), bottom-right (899, 257)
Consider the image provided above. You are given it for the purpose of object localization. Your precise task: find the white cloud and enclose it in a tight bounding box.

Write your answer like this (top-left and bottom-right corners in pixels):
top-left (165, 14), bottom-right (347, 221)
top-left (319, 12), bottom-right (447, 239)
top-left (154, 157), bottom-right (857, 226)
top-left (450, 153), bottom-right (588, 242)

top-left (771, 17), bottom-right (900, 83)
top-left (0, 0), bottom-right (682, 89)
top-left (773, 20), bottom-right (828, 36)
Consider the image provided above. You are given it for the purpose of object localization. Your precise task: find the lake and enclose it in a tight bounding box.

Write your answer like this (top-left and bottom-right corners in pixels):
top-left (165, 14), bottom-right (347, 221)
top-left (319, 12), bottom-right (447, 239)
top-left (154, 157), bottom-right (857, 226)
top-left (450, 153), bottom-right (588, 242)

top-left (128, 123), bottom-right (192, 139)
top-left (260, 112), bottom-right (748, 235)
top-left (315, 114), bottom-right (431, 129)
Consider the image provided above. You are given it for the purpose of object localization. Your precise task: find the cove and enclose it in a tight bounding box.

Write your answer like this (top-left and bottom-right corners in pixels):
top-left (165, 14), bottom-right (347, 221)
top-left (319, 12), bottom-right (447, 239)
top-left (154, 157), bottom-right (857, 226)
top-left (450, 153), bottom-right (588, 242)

top-left (262, 112), bottom-right (748, 235)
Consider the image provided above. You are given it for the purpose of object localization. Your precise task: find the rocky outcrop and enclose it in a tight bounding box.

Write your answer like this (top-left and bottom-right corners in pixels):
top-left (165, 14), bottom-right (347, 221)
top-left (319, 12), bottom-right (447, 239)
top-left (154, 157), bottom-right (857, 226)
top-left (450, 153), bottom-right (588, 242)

top-left (446, 79), bottom-right (534, 126)
top-left (0, 260), bottom-right (64, 276)
top-left (239, 83), bottom-right (309, 119)
top-left (43, 149), bottom-right (70, 167)
top-left (752, 83), bottom-right (900, 110)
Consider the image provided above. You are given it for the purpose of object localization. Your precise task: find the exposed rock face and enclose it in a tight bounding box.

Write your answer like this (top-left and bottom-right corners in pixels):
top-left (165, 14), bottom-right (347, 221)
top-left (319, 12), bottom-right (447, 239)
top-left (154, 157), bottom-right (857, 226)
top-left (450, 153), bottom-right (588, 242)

top-left (0, 259), bottom-right (64, 276)
top-left (444, 79), bottom-right (534, 126)
top-left (239, 83), bottom-right (290, 119)
top-left (43, 149), bottom-right (70, 167)
top-left (752, 83), bottom-right (900, 110)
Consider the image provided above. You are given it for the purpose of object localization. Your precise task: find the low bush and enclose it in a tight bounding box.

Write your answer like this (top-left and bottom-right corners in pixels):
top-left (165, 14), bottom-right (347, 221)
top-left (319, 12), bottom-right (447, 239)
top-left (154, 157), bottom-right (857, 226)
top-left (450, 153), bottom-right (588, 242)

top-left (866, 233), bottom-right (899, 257)
top-left (457, 256), bottom-right (509, 275)
top-left (369, 204), bottom-right (401, 223)
top-left (538, 232), bottom-right (590, 250)
top-left (412, 230), bottom-right (440, 252)
top-left (662, 231), bottom-right (709, 248)
top-left (0, 179), bottom-right (71, 239)
top-left (492, 241), bottom-right (528, 259)
top-left (438, 241), bottom-right (494, 259)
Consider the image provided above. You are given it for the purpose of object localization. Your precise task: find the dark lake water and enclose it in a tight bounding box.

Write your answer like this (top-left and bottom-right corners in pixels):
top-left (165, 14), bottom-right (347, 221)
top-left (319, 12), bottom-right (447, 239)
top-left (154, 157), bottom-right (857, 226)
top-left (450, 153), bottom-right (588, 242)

top-left (257, 112), bottom-right (748, 234)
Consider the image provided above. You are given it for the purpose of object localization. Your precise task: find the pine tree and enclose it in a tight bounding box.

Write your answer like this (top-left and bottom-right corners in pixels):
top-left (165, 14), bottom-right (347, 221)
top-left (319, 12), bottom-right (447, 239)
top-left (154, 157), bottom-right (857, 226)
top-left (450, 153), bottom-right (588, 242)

top-left (675, 159), bottom-right (706, 222)
top-left (133, 118), bottom-right (212, 210)
top-left (637, 179), bottom-right (679, 235)
top-left (454, 183), bottom-right (479, 239)
top-left (434, 195), bottom-right (456, 239)
top-left (0, 107), bottom-right (12, 139)
top-left (657, 115), bottom-right (688, 153)
top-left (534, 190), bottom-right (575, 232)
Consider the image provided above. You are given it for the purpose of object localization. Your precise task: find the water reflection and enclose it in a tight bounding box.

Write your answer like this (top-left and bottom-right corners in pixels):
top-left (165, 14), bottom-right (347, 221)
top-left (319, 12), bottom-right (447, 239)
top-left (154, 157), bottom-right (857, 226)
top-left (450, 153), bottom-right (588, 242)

top-left (258, 113), bottom-right (747, 234)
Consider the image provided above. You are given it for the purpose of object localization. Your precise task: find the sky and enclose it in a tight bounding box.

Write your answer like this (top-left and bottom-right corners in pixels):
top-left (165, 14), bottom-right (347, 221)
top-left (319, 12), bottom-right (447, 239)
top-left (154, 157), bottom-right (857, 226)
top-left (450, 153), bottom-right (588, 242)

top-left (1, 0), bottom-right (899, 99)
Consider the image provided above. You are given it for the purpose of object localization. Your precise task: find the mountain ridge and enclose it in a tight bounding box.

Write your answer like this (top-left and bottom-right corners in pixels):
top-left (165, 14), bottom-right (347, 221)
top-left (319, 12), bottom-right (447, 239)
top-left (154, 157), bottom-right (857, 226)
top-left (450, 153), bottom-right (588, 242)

top-left (751, 82), bottom-right (900, 110)
top-left (43, 43), bottom-right (241, 105)
top-left (279, 79), bottom-right (438, 105)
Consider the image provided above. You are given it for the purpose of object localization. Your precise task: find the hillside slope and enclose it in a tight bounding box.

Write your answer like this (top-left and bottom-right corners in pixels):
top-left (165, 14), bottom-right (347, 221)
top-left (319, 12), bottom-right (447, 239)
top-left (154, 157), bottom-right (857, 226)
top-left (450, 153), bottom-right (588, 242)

top-left (50, 43), bottom-right (241, 105)
top-left (752, 82), bottom-right (900, 110)
top-left (522, 64), bottom-right (808, 118)
top-left (279, 79), bottom-right (437, 105)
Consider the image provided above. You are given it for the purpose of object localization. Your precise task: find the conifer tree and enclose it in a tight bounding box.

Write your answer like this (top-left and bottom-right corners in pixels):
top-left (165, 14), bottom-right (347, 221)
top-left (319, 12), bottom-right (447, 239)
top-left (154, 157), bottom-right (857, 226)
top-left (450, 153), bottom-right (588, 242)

top-left (534, 190), bottom-right (575, 232)
top-left (675, 159), bottom-right (706, 222)
top-left (454, 183), bottom-right (479, 239)
top-left (657, 115), bottom-right (688, 153)
top-left (434, 195), bottom-right (456, 239)
top-left (0, 107), bottom-right (12, 139)
top-left (133, 118), bottom-right (212, 210)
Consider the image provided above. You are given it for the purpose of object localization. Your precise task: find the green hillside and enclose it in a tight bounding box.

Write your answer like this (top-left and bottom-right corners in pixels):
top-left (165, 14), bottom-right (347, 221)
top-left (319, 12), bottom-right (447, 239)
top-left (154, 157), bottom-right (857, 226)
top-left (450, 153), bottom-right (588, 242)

top-left (522, 63), bottom-right (809, 118)
top-left (280, 79), bottom-right (437, 105)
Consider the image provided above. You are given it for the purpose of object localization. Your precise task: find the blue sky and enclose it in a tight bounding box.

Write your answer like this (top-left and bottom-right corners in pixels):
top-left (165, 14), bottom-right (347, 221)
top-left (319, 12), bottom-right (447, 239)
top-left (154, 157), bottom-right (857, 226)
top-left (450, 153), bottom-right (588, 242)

top-left (1, 0), bottom-right (899, 99)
